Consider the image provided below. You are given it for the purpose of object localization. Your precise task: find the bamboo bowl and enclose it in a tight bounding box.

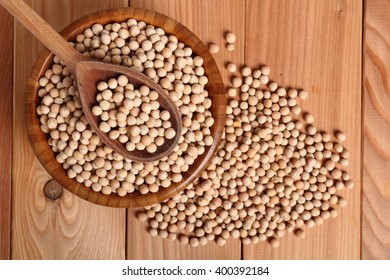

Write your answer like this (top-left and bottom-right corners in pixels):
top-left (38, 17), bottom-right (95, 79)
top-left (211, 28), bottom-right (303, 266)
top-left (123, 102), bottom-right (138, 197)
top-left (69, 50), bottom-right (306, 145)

top-left (25, 8), bottom-right (226, 208)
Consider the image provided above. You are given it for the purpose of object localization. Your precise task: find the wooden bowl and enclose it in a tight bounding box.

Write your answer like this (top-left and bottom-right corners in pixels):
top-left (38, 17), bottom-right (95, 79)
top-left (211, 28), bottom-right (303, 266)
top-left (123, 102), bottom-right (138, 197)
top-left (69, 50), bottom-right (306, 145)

top-left (25, 7), bottom-right (226, 208)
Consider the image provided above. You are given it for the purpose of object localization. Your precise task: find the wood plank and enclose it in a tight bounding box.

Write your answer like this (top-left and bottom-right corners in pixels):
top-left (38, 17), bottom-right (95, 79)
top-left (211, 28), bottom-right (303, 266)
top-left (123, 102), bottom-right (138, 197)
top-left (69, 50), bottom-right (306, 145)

top-left (12, 0), bottom-right (127, 259)
top-left (127, 215), bottom-right (239, 259)
top-left (363, 0), bottom-right (390, 259)
top-left (127, 0), bottom-right (244, 259)
top-left (0, 6), bottom-right (13, 260)
top-left (243, 0), bottom-right (362, 259)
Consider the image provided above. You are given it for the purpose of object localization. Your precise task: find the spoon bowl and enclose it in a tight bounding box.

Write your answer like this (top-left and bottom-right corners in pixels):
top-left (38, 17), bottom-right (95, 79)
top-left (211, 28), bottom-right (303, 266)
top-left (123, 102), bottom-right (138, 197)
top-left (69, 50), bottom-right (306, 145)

top-left (0, 0), bottom-right (182, 162)
top-left (76, 60), bottom-right (182, 162)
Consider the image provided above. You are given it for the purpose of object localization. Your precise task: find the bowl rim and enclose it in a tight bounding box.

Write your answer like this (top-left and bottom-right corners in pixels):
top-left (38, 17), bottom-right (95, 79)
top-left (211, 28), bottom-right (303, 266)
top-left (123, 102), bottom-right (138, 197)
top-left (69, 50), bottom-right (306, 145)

top-left (25, 7), bottom-right (226, 208)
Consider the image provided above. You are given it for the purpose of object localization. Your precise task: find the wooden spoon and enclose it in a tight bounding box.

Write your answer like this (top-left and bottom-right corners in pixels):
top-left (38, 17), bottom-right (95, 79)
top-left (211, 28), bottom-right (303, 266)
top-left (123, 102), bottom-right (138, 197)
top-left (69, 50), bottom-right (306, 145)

top-left (1, 0), bottom-right (182, 163)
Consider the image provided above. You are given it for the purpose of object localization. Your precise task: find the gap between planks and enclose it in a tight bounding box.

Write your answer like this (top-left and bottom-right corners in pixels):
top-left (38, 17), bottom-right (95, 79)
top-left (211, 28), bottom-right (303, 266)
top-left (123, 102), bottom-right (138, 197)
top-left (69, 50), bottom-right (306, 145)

top-left (360, 0), bottom-right (367, 261)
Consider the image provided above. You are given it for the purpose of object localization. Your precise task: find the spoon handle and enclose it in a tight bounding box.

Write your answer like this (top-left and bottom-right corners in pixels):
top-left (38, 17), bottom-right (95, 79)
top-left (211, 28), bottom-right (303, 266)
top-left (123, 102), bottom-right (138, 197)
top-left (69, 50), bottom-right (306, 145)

top-left (0, 0), bottom-right (83, 72)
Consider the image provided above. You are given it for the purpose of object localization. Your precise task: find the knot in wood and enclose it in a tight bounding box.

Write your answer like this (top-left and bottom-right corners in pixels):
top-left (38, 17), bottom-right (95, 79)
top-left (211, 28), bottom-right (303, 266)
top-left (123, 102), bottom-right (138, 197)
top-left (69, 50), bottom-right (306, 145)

top-left (44, 180), bottom-right (63, 200)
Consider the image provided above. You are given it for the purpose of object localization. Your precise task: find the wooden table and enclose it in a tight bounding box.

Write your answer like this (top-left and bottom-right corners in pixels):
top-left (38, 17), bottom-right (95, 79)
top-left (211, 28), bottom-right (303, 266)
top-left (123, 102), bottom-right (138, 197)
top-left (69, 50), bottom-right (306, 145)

top-left (0, 0), bottom-right (388, 260)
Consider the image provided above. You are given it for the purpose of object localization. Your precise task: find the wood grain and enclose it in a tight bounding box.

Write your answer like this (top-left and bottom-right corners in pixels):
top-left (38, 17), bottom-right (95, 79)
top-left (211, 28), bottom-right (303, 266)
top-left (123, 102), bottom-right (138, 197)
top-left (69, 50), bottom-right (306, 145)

top-left (127, 0), bottom-right (245, 259)
top-left (12, 0), bottom-right (127, 259)
top-left (127, 214), bottom-right (239, 259)
top-left (0, 0), bottom-right (85, 71)
top-left (0, 6), bottom-right (13, 260)
top-left (363, 0), bottom-right (390, 260)
top-left (3, 0), bottom-right (370, 260)
top-left (242, 0), bottom-right (362, 259)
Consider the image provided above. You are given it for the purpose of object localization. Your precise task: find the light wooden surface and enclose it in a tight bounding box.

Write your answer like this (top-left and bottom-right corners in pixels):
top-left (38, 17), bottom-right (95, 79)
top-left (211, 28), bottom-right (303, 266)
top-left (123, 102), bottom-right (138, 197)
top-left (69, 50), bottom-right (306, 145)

top-left (0, 5), bottom-right (13, 261)
top-left (127, 0), bottom-right (244, 259)
top-left (0, 0), bottom-right (87, 70)
top-left (363, 0), bottom-right (390, 260)
top-left (243, 0), bottom-right (362, 259)
top-left (12, 0), bottom-right (127, 260)
top-left (1, 0), bottom-right (388, 260)
top-left (129, 0), bottom-right (361, 260)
